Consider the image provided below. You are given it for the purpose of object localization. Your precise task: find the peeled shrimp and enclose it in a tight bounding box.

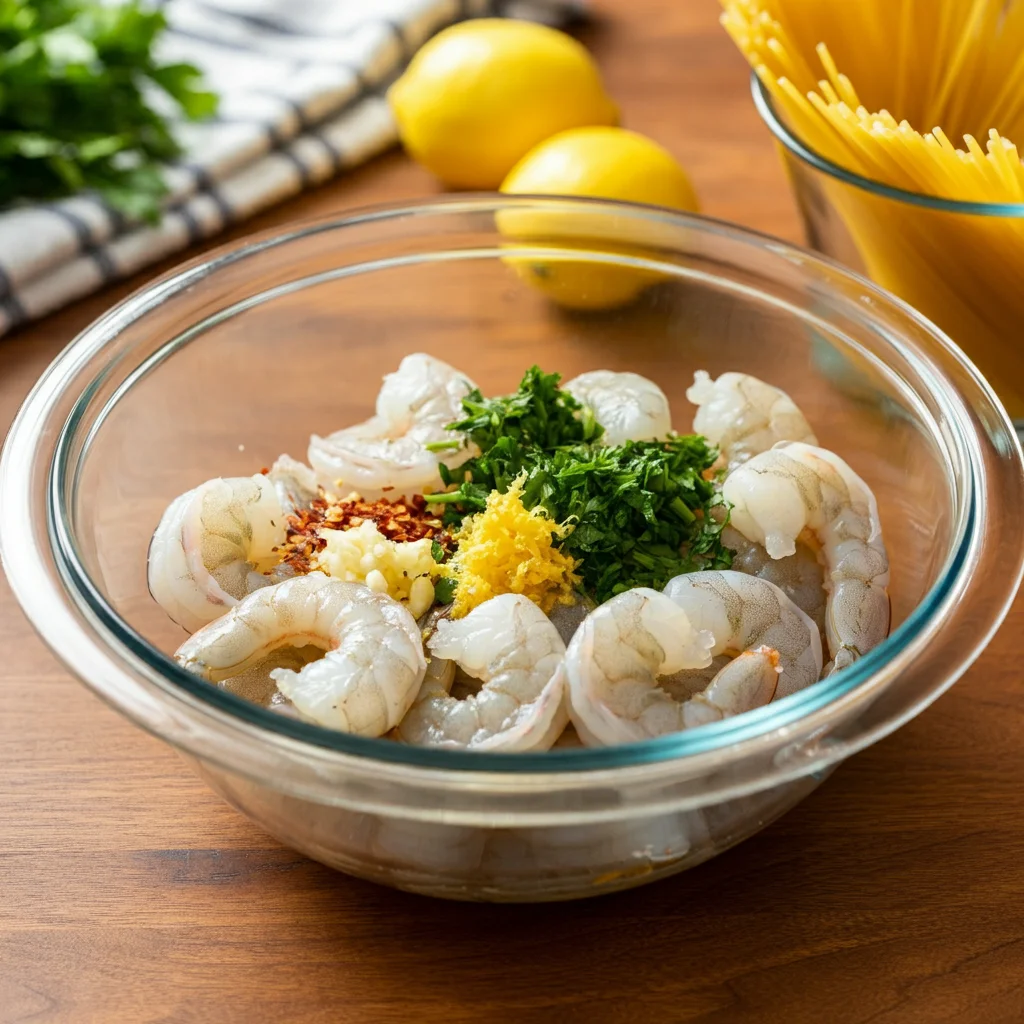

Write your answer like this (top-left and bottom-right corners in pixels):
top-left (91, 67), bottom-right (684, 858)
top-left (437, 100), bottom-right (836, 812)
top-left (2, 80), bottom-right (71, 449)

top-left (308, 353), bottom-right (477, 497)
top-left (564, 587), bottom-right (785, 746)
top-left (662, 571), bottom-right (822, 698)
top-left (397, 594), bottom-right (567, 752)
top-left (563, 370), bottom-right (672, 444)
top-left (723, 526), bottom-right (827, 639)
top-left (148, 473), bottom-right (285, 633)
top-left (176, 572), bottom-right (426, 736)
top-left (687, 370), bottom-right (817, 470)
top-left (266, 453), bottom-right (318, 515)
top-left (723, 441), bottom-right (890, 672)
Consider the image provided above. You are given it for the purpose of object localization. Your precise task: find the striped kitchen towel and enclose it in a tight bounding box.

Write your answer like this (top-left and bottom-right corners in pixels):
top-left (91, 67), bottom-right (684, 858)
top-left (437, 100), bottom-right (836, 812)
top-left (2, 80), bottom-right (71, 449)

top-left (0, 0), bottom-right (581, 335)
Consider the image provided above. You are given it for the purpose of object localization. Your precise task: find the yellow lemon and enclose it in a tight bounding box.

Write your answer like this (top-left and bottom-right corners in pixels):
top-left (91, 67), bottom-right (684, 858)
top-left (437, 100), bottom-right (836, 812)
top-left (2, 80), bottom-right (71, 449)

top-left (499, 126), bottom-right (699, 310)
top-left (387, 20), bottom-right (618, 189)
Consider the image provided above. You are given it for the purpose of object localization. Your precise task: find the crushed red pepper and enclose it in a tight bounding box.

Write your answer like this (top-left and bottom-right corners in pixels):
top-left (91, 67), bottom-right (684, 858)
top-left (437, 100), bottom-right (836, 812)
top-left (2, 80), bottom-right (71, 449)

top-left (273, 492), bottom-right (452, 575)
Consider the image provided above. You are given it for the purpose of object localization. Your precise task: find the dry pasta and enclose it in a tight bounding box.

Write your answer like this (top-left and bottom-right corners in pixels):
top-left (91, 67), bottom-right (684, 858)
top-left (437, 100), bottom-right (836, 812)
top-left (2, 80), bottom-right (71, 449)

top-left (721, 0), bottom-right (1024, 198)
top-left (720, 0), bottom-right (1024, 417)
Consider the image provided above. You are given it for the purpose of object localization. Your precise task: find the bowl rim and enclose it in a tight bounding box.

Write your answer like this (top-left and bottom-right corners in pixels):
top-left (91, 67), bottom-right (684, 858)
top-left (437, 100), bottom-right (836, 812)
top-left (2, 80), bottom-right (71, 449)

top-left (751, 73), bottom-right (1024, 218)
top-left (2, 194), bottom-right (1019, 780)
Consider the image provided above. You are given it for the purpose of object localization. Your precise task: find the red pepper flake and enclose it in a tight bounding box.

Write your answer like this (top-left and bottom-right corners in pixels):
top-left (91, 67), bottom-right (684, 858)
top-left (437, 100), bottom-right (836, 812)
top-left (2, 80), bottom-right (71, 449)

top-left (274, 491), bottom-right (452, 575)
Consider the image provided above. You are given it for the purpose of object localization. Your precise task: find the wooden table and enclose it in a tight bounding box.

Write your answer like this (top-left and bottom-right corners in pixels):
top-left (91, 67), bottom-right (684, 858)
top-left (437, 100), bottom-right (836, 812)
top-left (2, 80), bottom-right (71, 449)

top-left (3, 2), bottom-right (1024, 1021)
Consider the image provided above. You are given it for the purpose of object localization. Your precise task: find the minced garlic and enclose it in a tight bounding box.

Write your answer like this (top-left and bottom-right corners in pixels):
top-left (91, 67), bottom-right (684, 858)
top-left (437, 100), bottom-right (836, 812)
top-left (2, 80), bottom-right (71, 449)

top-left (443, 476), bottom-right (581, 619)
top-left (314, 519), bottom-right (440, 618)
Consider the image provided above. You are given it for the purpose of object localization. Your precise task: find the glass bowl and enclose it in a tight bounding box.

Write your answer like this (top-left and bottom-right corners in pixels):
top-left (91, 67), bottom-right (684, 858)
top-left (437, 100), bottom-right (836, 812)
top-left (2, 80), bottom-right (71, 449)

top-left (2, 196), bottom-right (1022, 902)
top-left (751, 74), bottom-right (1024, 429)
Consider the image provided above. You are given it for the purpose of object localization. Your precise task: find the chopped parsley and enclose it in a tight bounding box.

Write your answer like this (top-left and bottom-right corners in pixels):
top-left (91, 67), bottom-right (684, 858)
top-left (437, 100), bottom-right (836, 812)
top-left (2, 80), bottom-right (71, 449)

top-left (428, 365), bottom-right (604, 454)
top-left (425, 366), bottom-right (732, 603)
top-left (432, 577), bottom-right (458, 605)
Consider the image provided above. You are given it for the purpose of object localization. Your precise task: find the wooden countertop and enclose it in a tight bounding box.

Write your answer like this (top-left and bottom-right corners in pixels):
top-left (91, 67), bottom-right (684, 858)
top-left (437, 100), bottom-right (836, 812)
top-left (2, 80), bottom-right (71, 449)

top-left (3, 2), bottom-right (1024, 1021)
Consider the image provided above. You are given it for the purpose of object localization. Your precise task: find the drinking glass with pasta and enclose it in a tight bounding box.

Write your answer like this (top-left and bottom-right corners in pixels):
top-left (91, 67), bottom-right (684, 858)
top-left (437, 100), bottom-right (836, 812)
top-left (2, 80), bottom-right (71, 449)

top-left (721, 0), bottom-right (1024, 426)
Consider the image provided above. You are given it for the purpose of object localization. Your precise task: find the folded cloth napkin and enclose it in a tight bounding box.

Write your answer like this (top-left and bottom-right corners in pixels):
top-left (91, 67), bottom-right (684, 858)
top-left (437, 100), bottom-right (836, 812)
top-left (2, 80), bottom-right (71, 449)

top-left (0, 0), bottom-right (580, 335)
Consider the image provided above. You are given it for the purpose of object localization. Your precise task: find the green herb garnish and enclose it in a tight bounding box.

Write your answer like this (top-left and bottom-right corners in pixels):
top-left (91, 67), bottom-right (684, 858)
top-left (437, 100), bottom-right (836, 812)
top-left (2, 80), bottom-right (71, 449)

top-left (0, 0), bottom-right (218, 220)
top-left (432, 577), bottom-right (457, 606)
top-left (449, 366), bottom-right (604, 452)
top-left (425, 366), bottom-right (732, 603)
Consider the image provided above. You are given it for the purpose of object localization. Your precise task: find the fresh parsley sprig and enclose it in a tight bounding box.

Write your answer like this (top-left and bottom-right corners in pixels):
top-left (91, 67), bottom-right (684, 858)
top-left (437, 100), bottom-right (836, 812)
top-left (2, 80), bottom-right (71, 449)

top-left (0, 0), bottom-right (218, 220)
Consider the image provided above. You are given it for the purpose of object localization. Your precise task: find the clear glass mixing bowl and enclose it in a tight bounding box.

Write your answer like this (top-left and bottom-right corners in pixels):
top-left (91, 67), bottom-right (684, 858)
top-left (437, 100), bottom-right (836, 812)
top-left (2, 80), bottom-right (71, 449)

top-left (3, 197), bottom-right (1022, 902)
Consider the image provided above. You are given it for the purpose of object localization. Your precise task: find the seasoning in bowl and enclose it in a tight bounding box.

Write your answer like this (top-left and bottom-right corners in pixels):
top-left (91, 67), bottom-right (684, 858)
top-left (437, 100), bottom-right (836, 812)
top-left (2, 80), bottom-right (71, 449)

top-left (149, 355), bottom-right (890, 752)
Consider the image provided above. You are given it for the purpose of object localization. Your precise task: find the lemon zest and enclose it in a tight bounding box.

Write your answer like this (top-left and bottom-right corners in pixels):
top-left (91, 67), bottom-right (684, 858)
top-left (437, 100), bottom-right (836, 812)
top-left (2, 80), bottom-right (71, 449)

top-left (443, 475), bottom-right (580, 618)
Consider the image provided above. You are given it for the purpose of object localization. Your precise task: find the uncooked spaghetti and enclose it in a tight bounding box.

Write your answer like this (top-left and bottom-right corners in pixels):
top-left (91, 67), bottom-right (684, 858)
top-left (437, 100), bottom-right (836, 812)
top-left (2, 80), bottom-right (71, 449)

top-left (721, 0), bottom-right (1024, 417)
top-left (721, 0), bottom-right (1024, 198)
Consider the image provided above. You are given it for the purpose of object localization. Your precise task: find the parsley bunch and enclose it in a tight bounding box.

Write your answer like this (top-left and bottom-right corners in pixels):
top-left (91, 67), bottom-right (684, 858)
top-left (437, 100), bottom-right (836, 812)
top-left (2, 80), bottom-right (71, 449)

top-left (0, 0), bottom-right (218, 220)
top-left (426, 367), bottom-right (732, 603)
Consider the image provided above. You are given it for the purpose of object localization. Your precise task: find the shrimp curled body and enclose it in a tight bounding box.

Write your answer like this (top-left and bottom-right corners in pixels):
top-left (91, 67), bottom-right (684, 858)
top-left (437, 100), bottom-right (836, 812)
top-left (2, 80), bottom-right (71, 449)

top-left (148, 473), bottom-right (286, 633)
top-left (563, 370), bottom-right (672, 444)
top-left (564, 587), bottom-right (784, 747)
top-left (175, 573), bottom-right (426, 736)
top-left (398, 594), bottom-right (567, 751)
top-left (308, 353), bottom-right (477, 497)
top-left (722, 441), bottom-right (890, 673)
top-left (662, 570), bottom-right (822, 699)
top-left (687, 370), bottom-right (817, 470)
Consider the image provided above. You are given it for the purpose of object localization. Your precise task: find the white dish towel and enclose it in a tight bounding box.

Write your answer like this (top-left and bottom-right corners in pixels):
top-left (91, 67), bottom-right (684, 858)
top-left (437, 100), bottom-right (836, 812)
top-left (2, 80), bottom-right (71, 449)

top-left (0, 0), bottom-right (579, 335)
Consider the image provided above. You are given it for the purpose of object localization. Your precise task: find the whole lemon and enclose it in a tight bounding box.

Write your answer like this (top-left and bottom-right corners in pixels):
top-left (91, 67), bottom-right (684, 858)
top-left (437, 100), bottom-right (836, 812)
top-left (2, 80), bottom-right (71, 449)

top-left (499, 126), bottom-right (699, 310)
top-left (388, 20), bottom-right (618, 189)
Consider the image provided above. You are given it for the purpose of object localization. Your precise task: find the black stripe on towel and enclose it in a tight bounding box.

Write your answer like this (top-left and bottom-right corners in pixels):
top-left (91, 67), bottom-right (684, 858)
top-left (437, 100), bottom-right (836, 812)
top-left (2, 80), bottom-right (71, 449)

top-left (194, 3), bottom-right (301, 36)
top-left (382, 19), bottom-right (412, 62)
top-left (0, 267), bottom-right (27, 328)
top-left (265, 93), bottom-right (312, 133)
top-left (176, 204), bottom-right (204, 246)
top-left (183, 163), bottom-right (235, 226)
top-left (47, 199), bottom-right (118, 284)
top-left (45, 204), bottom-right (95, 248)
top-left (277, 147), bottom-right (313, 188)
top-left (92, 196), bottom-right (127, 235)
top-left (193, 0), bottom-right (374, 52)
top-left (317, 134), bottom-right (346, 176)
top-left (88, 246), bottom-right (119, 285)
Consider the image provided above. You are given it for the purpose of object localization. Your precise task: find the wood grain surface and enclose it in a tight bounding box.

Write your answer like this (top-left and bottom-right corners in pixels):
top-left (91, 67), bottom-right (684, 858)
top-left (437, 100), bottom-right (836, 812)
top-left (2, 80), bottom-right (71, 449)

top-left (3, 1), bottom-right (1024, 1021)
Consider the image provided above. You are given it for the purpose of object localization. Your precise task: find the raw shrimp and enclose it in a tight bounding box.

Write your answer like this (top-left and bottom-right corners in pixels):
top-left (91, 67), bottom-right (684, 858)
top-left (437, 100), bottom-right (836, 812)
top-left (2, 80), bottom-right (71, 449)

top-left (722, 441), bottom-right (890, 672)
top-left (266, 453), bottom-right (318, 515)
top-left (243, 455), bottom-right (321, 591)
top-left (723, 525), bottom-right (827, 639)
top-left (148, 473), bottom-right (285, 633)
top-left (662, 571), bottom-right (822, 698)
top-left (308, 353), bottom-right (477, 497)
top-left (176, 572), bottom-right (426, 736)
top-left (563, 370), bottom-right (672, 444)
top-left (565, 587), bottom-right (784, 746)
top-left (397, 594), bottom-right (567, 752)
top-left (687, 370), bottom-right (817, 470)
